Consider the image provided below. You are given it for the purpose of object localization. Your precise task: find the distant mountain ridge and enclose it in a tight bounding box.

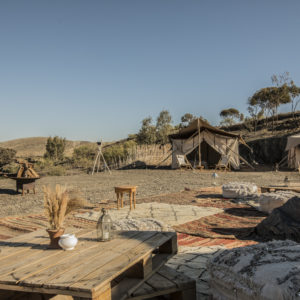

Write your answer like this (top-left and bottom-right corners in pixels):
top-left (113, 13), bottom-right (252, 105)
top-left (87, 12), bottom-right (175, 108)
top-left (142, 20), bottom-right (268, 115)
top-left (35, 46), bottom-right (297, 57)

top-left (0, 137), bottom-right (94, 158)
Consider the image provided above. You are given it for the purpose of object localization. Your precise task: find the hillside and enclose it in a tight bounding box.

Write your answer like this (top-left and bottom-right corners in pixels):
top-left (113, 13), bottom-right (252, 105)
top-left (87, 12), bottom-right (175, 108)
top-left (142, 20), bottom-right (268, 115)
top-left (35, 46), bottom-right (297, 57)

top-left (221, 111), bottom-right (300, 141)
top-left (0, 137), bottom-right (94, 158)
top-left (221, 111), bottom-right (300, 164)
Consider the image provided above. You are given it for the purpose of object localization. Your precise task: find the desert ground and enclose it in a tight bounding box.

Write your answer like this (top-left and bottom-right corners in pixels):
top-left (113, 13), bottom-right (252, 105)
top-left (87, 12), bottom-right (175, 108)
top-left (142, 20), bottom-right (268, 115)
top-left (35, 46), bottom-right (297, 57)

top-left (0, 169), bottom-right (299, 218)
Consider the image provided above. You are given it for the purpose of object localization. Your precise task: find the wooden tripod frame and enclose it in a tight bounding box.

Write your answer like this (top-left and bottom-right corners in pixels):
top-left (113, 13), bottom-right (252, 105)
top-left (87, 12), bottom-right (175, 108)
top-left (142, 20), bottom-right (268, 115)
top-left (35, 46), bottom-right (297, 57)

top-left (92, 145), bottom-right (111, 175)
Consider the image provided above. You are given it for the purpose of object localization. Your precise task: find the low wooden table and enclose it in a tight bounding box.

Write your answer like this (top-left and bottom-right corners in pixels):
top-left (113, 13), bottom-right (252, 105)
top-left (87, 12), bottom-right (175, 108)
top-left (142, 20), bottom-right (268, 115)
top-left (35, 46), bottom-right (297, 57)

top-left (0, 228), bottom-right (177, 300)
top-left (115, 186), bottom-right (137, 210)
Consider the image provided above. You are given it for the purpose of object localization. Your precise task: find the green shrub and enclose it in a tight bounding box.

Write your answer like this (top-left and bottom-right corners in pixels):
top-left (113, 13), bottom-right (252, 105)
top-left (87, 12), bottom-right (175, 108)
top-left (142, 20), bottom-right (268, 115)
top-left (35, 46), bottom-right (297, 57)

top-left (0, 147), bottom-right (16, 167)
top-left (44, 136), bottom-right (66, 161)
top-left (103, 140), bottom-right (136, 165)
top-left (73, 144), bottom-right (97, 161)
top-left (72, 144), bottom-right (97, 169)
top-left (1, 162), bottom-right (19, 174)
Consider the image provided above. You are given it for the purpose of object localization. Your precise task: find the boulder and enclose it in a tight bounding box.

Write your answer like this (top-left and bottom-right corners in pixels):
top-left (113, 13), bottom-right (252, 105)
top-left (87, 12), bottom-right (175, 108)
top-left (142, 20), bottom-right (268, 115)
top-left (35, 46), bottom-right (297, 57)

top-left (208, 240), bottom-right (300, 300)
top-left (255, 196), bottom-right (300, 242)
top-left (222, 182), bottom-right (258, 199)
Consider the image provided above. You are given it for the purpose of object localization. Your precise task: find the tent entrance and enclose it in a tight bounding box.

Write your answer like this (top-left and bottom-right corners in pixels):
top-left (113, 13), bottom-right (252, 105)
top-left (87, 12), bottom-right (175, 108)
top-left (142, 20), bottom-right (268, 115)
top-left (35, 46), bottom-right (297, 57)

top-left (186, 141), bottom-right (221, 168)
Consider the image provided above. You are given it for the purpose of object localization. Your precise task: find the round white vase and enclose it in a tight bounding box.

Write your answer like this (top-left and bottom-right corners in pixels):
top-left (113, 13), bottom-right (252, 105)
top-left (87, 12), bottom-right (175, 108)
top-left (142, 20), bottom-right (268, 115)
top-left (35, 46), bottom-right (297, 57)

top-left (58, 234), bottom-right (78, 250)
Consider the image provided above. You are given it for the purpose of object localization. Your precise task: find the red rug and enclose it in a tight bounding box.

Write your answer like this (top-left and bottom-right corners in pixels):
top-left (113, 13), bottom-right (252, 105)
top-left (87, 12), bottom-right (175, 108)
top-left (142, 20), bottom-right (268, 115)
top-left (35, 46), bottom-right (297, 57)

top-left (174, 207), bottom-right (267, 239)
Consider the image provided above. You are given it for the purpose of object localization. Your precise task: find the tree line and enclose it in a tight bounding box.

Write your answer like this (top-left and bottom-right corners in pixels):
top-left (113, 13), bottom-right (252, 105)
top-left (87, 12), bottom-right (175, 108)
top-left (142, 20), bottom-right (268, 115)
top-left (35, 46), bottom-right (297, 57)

top-left (135, 111), bottom-right (208, 145)
top-left (219, 72), bottom-right (300, 132)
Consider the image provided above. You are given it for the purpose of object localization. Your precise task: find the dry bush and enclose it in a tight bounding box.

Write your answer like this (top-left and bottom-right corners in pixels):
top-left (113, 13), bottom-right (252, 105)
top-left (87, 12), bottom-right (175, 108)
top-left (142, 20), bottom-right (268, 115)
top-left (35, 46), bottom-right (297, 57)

top-left (43, 184), bottom-right (86, 230)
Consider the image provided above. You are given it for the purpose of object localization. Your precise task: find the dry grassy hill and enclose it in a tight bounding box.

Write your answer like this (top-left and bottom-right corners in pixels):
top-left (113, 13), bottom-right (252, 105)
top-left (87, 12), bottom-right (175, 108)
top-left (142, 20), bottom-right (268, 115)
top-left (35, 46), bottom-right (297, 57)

top-left (0, 137), bottom-right (94, 158)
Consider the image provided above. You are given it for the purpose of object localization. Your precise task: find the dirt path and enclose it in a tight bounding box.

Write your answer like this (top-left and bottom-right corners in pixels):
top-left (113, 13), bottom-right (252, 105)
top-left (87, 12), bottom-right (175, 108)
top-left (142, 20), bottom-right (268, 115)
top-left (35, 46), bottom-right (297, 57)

top-left (0, 169), bottom-right (299, 217)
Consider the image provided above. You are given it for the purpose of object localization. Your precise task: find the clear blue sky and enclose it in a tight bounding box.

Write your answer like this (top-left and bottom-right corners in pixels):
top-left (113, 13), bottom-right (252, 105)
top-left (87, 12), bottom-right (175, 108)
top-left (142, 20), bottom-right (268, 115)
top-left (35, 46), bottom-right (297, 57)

top-left (1, 0), bottom-right (300, 142)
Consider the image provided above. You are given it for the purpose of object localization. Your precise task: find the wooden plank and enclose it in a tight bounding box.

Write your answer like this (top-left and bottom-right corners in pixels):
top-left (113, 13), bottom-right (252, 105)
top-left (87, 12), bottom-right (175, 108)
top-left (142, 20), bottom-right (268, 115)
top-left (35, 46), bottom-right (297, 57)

top-left (129, 282), bottom-right (154, 297)
top-left (0, 230), bottom-right (48, 258)
top-left (0, 284), bottom-right (88, 298)
top-left (0, 229), bottom-right (86, 272)
top-left (171, 287), bottom-right (197, 300)
top-left (145, 272), bottom-right (175, 290)
top-left (159, 235), bottom-right (178, 254)
top-left (158, 266), bottom-right (195, 289)
top-left (111, 278), bottom-right (141, 300)
top-left (1, 231), bottom-right (177, 299)
top-left (112, 253), bottom-right (171, 300)
top-left (0, 228), bottom-right (85, 260)
top-left (21, 231), bottom-right (141, 287)
top-left (0, 229), bottom-right (95, 285)
top-left (85, 233), bottom-right (176, 298)
top-left (128, 265), bottom-right (196, 300)
top-left (43, 231), bottom-right (157, 292)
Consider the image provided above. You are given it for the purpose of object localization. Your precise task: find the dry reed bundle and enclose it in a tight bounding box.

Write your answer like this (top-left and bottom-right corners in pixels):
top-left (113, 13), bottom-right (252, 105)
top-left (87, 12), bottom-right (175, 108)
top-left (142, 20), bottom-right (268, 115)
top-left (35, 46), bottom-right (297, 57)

top-left (43, 184), bottom-right (86, 230)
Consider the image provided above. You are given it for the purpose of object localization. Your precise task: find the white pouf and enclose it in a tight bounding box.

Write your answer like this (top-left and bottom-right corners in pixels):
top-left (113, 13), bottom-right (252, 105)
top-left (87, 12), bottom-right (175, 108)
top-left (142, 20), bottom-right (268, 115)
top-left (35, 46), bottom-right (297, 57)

top-left (208, 240), bottom-right (300, 300)
top-left (259, 191), bottom-right (298, 214)
top-left (222, 182), bottom-right (258, 199)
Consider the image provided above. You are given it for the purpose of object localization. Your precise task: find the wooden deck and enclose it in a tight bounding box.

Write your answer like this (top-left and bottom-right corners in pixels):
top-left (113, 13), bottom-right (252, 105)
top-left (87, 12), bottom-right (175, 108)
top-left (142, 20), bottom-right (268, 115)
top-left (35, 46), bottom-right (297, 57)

top-left (0, 229), bottom-right (177, 300)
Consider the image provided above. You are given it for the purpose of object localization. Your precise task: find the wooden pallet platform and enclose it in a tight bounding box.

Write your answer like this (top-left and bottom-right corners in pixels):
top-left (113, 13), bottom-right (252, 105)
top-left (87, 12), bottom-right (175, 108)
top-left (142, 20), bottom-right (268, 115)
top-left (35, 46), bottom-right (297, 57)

top-left (0, 229), bottom-right (177, 300)
top-left (0, 265), bottom-right (196, 300)
top-left (127, 265), bottom-right (196, 300)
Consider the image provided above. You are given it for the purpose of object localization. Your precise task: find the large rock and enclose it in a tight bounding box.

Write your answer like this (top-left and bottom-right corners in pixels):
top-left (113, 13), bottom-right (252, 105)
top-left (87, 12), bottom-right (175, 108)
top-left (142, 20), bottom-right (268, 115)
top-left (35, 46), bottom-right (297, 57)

top-left (208, 240), bottom-right (300, 300)
top-left (259, 191), bottom-right (298, 214)
top-left (255, 196), bottom-right (300, 242)
top-left (222, 182), bottom-right (258, 199)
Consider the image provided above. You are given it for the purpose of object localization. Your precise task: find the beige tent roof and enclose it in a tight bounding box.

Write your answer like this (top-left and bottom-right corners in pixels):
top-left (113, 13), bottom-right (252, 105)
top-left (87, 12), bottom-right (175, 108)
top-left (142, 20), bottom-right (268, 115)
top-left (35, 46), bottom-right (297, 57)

top-left (169, 118), bottom-right (241, 139)
top-left (285, 134), bottom-right (300, 151)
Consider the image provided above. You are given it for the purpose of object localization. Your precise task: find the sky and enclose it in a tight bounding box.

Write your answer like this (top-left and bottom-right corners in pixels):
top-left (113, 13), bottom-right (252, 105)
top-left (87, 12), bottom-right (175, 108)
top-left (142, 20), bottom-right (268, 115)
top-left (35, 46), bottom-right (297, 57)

top-left (1, 0), bottom-right (300, 142)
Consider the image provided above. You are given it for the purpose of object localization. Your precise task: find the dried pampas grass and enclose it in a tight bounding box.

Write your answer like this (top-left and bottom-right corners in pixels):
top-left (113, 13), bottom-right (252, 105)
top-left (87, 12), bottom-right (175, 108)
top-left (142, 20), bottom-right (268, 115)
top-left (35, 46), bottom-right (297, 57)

top-left (44, 184), bottom-right (86, 230)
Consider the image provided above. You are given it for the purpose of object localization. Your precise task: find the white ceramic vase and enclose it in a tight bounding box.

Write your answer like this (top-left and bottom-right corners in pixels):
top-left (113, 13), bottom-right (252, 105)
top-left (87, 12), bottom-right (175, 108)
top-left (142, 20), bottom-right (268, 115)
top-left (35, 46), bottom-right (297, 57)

top-left (58, 234), bottom-right (78, 250)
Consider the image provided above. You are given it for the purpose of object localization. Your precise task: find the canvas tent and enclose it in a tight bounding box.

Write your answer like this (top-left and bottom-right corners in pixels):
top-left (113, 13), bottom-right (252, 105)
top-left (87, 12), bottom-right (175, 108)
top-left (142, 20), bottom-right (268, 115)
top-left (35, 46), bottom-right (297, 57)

top-left (286, 134), bottom-right (300, 169)
top-left (169, 119), bottom-right (245, 170)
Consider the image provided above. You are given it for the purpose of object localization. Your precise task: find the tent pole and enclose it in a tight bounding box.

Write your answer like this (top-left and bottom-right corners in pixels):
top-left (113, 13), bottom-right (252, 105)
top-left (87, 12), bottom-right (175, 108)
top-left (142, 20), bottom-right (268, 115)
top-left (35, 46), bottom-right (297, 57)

top-left (198, 119), bottom-right (201, 167)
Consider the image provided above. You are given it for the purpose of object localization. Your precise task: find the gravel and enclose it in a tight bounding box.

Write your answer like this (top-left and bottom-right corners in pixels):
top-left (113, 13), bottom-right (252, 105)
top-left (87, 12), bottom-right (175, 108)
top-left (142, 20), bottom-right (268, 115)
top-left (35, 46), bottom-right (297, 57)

top-left (0, 169), bottom-right (299, 218)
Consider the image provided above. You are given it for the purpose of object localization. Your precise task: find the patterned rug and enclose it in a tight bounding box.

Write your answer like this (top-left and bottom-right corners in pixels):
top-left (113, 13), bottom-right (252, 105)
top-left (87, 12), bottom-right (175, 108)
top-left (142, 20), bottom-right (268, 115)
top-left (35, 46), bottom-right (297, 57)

top-left (0, 188), bottom-right (264, 246)
top-left (174, 207), bottom-right (267, 239)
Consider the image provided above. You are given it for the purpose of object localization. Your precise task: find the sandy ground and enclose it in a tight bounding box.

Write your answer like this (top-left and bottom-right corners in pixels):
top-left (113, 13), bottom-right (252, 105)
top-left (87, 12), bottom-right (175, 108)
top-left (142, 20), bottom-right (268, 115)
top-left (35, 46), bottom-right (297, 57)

top-left (0, 169), bottom-right (299, 218)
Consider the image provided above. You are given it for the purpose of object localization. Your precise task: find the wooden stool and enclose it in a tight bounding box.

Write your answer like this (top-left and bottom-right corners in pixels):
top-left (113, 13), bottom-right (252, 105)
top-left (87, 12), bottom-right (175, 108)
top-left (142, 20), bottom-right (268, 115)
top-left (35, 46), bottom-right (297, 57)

top-left (115, 186), bottom-right (137, 210)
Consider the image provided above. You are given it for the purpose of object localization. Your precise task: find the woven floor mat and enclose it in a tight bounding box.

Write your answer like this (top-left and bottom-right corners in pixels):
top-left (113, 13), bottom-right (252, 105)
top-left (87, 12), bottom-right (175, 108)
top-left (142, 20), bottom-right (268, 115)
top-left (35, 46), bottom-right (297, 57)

top-left (174, 207), bottom-right (267, 240)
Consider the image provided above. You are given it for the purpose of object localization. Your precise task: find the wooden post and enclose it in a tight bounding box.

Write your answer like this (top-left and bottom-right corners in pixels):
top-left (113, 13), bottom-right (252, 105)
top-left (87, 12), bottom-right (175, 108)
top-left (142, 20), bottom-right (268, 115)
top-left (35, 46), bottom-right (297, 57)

top-left (197, 119), bottom-right (201, 168)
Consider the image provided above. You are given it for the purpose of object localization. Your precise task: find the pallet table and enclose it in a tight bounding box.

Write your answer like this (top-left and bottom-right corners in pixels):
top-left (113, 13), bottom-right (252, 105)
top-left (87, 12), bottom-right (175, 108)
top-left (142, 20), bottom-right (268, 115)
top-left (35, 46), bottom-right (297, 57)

top-left (0, 228), bottom-right (177, 300)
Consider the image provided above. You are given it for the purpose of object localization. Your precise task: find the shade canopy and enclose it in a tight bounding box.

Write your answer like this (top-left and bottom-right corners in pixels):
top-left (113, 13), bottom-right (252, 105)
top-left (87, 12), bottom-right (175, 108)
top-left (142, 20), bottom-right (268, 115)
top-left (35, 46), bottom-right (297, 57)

top-left (169, 119), bottom-right (242, 170)
top-left (286, 133), bottom-right (300, 169)
top-left (285, 134), bottom-right (300, 151)
top-left (169, 119), bottom-right (240, 140)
